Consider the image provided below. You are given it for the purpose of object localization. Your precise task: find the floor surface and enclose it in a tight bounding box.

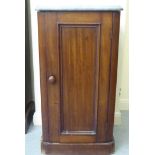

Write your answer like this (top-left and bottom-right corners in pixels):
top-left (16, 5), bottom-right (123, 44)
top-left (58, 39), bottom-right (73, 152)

top-left (25, 111), bottom-right (129, 155)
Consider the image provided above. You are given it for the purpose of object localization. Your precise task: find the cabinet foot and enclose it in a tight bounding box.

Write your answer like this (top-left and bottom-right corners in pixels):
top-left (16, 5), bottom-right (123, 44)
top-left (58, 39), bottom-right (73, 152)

top-left (41, 140), bottom-right (115, 155)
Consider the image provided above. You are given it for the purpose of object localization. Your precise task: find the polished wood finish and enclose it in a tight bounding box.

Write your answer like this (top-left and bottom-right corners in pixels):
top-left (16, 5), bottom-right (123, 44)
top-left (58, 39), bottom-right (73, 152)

top-left (106, 12), bottom-right (120, 141)
top-left (59, 25), bottom-right (100, 133)
top-left (41, 141), bottom-right (114, 155)
top-left (48, 75), bottom-right (56, 84)
top-left (96, 12), bottom-right (113, 142)
top-left (38, 11), bottom-right (121, 154)
top-left (38, 13), bottom-right (50, 141)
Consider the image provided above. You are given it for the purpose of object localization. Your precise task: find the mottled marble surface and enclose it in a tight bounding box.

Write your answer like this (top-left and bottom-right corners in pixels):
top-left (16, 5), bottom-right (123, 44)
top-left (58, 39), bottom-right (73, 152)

top-left (36, 0), bottom-right (123, 11)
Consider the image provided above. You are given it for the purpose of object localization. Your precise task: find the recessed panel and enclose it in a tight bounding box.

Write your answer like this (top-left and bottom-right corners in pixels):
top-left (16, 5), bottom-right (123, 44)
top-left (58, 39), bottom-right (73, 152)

top-left (59, 24), bottom-right (100, 133)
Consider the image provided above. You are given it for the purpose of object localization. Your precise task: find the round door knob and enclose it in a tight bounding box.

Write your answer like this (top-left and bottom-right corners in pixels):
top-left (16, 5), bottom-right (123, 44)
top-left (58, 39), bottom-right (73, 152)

top-left (48, 75), bottom-right (56, 84)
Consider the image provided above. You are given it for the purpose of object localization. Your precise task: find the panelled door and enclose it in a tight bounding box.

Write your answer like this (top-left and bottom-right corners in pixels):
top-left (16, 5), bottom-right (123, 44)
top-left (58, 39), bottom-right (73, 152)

top-left (38, 12), bottom-right (113, 143)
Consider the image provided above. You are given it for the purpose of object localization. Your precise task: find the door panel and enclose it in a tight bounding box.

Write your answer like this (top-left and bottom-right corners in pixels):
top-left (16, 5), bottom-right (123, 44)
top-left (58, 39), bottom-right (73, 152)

top-left (39, 12), bottom-right (113, 143)
top-left (59, 24), bottom-right (100, 134)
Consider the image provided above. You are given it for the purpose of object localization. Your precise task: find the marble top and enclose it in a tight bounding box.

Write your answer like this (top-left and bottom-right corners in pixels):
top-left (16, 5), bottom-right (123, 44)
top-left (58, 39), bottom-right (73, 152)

top-left (36, 0), bottom-right (123, 11)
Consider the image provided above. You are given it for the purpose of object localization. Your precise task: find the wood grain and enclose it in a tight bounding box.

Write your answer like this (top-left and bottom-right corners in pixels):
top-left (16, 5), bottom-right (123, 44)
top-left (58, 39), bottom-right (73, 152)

top-left (38, 11), bottom-right (121, 154)
top-left (96, 12), bottom-right (113, 142)
top-left (42, 141), bottom-right (114, 155)
top-left (106, 12), bottom-right (120, 142)
top-left (57, 12), bottom-right (101, 23)
top-left (38, 12), bottom-right (49, 141)
top-left (60, 135), bottom-right (96, 143)
top-left (44, 12), bottom-right (60, 142)
top-left (59, 24), bottom-right (100, 133)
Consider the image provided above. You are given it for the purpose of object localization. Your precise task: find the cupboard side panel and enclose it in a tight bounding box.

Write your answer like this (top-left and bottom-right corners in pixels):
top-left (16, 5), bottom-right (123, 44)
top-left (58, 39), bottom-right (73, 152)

top-left (97, 13), bottom-right (113, 142)
top-left (106, 12), bottom-right (120, 141)
top-left (38, 12), bottom-right (50, 141)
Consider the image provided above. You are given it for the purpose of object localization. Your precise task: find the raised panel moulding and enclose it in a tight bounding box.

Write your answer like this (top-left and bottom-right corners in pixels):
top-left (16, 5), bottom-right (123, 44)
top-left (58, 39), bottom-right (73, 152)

top-left (58, 24), bottom-right (100, 134)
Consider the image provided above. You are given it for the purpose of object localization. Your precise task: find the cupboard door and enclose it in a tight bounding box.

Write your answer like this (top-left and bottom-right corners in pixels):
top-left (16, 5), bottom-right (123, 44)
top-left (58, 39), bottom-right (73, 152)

top-left (38, 12), bottom-right (113, 143)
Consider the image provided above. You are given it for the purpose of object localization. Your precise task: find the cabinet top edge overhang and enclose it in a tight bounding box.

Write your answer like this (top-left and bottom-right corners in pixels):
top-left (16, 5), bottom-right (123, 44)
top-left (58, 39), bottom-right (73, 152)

top-left (36, 1), bottom-right (123, 12)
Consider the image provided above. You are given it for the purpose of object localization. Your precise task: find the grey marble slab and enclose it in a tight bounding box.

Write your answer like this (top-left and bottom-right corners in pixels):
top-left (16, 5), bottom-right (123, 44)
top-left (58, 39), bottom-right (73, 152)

top-left (36, 1), bottom-right (123, 11)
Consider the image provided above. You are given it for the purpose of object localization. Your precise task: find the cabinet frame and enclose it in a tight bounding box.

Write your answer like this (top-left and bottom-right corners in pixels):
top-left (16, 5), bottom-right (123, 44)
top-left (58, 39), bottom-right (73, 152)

top-left (38, 11), bottom-right (120, 155)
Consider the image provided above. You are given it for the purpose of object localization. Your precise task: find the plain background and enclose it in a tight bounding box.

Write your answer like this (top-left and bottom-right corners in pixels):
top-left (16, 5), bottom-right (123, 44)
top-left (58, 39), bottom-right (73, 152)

top-left (0, 0), bottom-right (155, 155)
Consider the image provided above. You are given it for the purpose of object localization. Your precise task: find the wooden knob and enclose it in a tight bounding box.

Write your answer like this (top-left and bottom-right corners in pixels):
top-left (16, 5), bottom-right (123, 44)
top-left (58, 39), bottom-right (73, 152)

top-left (48, 75), bottom-right (56, 84)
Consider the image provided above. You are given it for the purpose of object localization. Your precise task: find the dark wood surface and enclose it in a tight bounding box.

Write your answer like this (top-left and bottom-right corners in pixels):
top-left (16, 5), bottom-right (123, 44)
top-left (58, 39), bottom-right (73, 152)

top-left (106, 12), bottom-right (120, 141)
top-left (59, 24), bottom-right (100, 134)
top-left (25, 0), bottom-right (34, 133)
top-left (38, 11), bottom-right (121, 154)
top-left (25, 101), bottom-right (35, 133)
top-left (41, 141), bottom-right (115, 155)
top-left (38, 13), bottom-right (50, 141)
top-left (96, 12), bottom-right (113, 142)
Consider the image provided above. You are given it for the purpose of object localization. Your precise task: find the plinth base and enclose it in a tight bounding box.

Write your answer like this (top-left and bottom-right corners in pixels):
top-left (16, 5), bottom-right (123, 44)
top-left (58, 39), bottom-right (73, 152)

top-left (41, 140), bottom-right (115, 155)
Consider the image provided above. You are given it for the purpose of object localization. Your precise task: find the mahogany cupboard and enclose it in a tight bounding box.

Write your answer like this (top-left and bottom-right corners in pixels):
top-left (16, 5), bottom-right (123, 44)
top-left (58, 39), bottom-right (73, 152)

top-left (37, 7), bottom-right (122, 155)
